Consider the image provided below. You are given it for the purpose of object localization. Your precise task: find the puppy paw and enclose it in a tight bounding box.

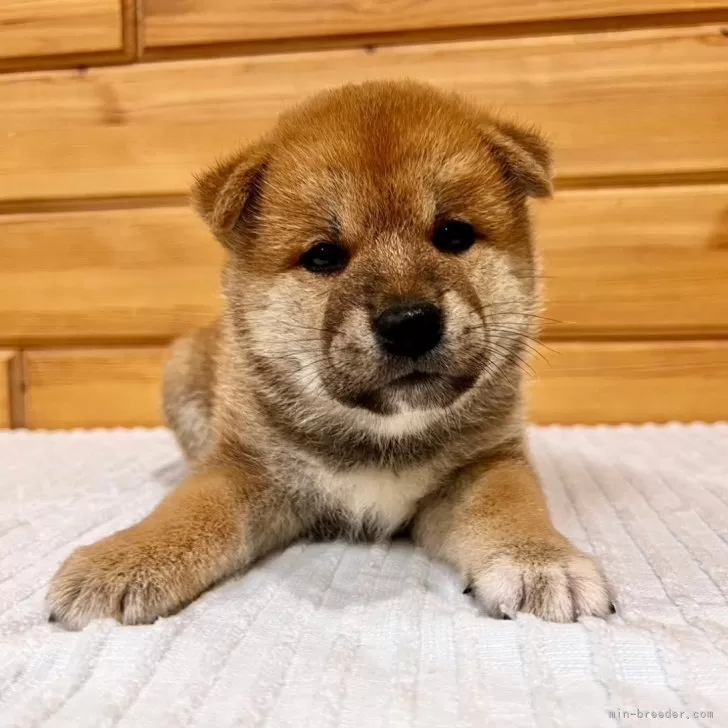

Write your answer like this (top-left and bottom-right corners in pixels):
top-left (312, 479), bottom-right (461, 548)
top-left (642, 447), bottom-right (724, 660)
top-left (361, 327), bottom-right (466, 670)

top-left (47, 530), bottom-right (200, 630)
top-left (471, 541), bottom-right (612, 622)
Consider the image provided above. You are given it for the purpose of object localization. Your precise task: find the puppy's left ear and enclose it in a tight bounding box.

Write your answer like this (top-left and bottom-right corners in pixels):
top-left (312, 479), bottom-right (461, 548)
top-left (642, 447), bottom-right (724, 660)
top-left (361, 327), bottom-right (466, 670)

top-left (479, 116), bottom-right (553, 198)
top-left (191, 140), bottom-right (268, 242)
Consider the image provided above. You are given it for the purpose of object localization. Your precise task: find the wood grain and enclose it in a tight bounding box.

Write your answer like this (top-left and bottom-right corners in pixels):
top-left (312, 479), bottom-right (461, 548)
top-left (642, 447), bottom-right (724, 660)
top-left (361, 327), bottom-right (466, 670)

top-left (535, 185), bottom-right (728, 337)
top-left (0, 0), bottom-right (122, 63)
top-left (529, 341), bottom-right (728, 425)
top-left (1, 25), bottom-right (726, 202)
top-left (143, 0), bottom-right (727, 48)
top-left (21, 342), bottom-right (728, 428)
top-left (0, 352), bottom-right (18, 429)
top-left (0, 206), bottom-right (223, 345)
top-left (1, 185), bottom-right (726, 345)
top-left (23, 348), bottom-right (167, 429)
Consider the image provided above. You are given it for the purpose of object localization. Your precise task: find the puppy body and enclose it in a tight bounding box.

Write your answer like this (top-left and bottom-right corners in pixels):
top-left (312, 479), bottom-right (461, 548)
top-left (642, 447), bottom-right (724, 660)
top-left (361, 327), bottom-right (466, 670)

top-left (48, 81), bottom-right (612, 629)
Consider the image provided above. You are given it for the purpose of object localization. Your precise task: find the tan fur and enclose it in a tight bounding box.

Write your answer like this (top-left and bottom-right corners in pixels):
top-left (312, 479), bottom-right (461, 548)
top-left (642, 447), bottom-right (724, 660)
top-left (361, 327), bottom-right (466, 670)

top-left (47, 81), bottom-right (612, 629)
top-left (48, 464), bottom-right (301, 629)
top-left (162, 324), bottom-right (219, 462)
top-left (414, 459), bottom-right (612, 620)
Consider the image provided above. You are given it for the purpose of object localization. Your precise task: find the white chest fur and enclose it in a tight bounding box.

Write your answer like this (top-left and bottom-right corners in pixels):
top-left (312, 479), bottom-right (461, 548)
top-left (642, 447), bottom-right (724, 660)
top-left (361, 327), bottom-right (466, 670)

top-left (308, 462), bottom-right (439, 536)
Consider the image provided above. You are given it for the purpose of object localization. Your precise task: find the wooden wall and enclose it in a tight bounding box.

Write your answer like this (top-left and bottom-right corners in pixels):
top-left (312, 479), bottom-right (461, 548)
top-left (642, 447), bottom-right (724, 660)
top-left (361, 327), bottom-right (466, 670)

top-left (1, 1), bottom-right (727, 428)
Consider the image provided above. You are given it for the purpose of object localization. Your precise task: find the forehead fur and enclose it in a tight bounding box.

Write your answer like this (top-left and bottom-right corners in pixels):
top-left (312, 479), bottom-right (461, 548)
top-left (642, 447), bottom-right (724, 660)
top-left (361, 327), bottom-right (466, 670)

top-left (265, 82), bottom-right (505, 202)
top-left (250, 83), bottom-right (527, 259)
top-left (193, 80), bottom-right (551, 257)
top-left (273, 81), bottom-right (491, 164)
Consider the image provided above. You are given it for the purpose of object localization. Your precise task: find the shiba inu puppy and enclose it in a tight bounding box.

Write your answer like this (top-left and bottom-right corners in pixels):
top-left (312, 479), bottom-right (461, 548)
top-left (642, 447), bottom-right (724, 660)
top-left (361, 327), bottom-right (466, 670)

top-left (48, 81), bottom-right (612, 629)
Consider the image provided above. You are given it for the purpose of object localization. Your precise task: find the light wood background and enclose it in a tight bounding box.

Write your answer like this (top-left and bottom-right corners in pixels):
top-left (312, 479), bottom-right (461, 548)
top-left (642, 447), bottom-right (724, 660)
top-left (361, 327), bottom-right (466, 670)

top-left (1, 1), bottom-right (727, 428)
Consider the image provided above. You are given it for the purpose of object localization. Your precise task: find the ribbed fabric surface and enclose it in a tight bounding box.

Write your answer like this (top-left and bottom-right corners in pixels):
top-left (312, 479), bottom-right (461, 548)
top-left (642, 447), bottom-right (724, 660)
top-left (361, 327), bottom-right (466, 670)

top-left (1, 425), bottom-right (727, 728)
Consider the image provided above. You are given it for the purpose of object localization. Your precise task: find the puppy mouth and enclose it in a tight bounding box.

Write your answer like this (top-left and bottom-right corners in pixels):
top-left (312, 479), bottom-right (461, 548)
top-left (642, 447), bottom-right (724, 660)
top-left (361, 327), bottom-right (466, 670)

top-left (322, 341), bottom-right (489, 416)
top-left (389, 370), bottom-right (477, 394)
top-left (390, 370), bottom-right (437, 387)
top-left (347, 368), bottom-right (479, 416)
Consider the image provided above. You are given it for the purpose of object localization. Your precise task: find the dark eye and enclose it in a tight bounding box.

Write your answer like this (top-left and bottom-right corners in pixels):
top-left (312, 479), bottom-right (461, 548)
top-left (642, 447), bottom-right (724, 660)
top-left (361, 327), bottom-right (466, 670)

top-left (432, 220), bottom-right (477, 254)
top-left (300, 242), bottom-right (350, 274)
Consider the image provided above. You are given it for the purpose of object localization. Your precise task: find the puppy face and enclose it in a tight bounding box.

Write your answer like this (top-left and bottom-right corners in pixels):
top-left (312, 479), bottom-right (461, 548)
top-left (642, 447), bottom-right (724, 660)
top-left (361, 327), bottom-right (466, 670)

top-left (194, 81), bottom-right (551, 435)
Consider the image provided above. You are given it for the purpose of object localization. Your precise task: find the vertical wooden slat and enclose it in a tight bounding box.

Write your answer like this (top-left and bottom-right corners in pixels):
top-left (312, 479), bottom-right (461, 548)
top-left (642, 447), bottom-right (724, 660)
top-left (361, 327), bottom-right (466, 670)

top-left (0, 352), bottom-right (20, 429)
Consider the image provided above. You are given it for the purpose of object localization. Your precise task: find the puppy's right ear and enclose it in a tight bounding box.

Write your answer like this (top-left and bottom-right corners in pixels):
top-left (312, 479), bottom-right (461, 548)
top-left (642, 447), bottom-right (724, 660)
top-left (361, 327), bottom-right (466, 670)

top-left (191, 141), bottom-right (268, 242)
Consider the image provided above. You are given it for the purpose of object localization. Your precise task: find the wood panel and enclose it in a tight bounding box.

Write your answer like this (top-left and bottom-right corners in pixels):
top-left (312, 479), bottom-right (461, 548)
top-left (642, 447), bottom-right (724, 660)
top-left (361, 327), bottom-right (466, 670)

top-left (1, 186), bottom-right (726, 345)
top-left (0, 206), bottom-right (223, 345)
top-left (143, 0), bottom-right (727, 48)
top-left (529, 341), bottom-right (728, 424)
top-left (1, 25), bottom-right (726, 202)
top-left (0, 352), bottom-right (18, 429)
top-left (20, 342), bottom-right (728, 429)
top-left (535, 185), bottom-right (728, 337)
top-left (23, 348), bottom-right (167, 429)
top-left (0, 0), bottom-right (123, 63)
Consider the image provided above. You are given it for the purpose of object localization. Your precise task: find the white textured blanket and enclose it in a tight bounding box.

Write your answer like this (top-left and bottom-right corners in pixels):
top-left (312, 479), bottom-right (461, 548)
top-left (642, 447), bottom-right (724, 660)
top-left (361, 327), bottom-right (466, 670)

top-left (1, 425), bottom-right (727, 728)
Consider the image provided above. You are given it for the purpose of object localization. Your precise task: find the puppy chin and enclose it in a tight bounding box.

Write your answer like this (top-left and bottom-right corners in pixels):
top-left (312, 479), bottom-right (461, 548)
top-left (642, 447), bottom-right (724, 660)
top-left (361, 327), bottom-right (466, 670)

top-left (344, 376), bottom-right (481, 439)
top-left (344, 396), bottom-right (445, 439)
top-left (335, 371), bottom-right (476, 438)
top-left (387, 373), bottom-right (478, 411)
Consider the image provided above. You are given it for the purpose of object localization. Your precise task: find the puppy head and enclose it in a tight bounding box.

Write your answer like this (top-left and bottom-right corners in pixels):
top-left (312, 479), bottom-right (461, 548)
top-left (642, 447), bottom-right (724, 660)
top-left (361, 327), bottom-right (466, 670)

top-left (193, 81), bottom-right (550, 436)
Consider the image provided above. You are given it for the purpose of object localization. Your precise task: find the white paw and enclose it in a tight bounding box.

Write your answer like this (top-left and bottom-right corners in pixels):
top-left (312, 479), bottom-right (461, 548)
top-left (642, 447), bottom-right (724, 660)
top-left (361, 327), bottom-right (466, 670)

top-left (471, 545), bottom-right (613, 622)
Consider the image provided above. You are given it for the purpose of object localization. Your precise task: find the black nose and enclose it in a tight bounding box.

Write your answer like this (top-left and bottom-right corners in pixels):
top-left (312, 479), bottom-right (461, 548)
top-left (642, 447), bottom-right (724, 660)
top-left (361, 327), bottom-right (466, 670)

top-left (373, 301), bottom-right (443, 359)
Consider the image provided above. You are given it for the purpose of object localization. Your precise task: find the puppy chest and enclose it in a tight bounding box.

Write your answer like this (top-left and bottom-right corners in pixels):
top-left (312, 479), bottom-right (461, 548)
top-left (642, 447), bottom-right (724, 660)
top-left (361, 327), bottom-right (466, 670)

top-left (312, 465), bottom-right (438, 536)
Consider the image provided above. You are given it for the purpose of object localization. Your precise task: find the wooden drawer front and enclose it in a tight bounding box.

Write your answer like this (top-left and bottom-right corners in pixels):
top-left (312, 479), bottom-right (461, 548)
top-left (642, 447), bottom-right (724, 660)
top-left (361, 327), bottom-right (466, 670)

top-left (142, 0), bottom-right (726, 49)
top-left (536, 185), bottom-right (728, 338)
top-left (529, 341), bottom-right (728, 425)
top-left (1, 26), bottom-right (726, 203)
top-left (19, 343), bottom-right (728, 428)
top-left (0, 0), bottom-right (123, 64)
top-left (3, 185), bottom-right (726, 345)
top-left (0, 207), bottom-right (222, 345)
top-left (23, 348), bottom-right (167, 429)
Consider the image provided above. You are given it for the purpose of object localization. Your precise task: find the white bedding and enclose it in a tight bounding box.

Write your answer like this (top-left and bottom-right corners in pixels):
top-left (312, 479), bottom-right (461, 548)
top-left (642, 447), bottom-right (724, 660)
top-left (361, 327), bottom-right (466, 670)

top-left (1, 425), bottom-right (727, 727)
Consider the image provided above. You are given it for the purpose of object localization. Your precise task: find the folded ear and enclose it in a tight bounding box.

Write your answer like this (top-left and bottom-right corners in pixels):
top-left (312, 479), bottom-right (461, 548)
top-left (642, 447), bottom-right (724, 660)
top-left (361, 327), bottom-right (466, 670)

top-left (191, 141), bottom-right (268, 241)
top-left (479, 116), bottom-right (553, 198)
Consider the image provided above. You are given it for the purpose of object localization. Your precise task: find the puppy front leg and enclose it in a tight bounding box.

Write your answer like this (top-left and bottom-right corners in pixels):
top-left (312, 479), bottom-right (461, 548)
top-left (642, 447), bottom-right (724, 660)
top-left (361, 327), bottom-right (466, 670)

top-left (47, 464), bottom-right (300, 630)
top-left (413, 458), bottom-right (612, 621)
